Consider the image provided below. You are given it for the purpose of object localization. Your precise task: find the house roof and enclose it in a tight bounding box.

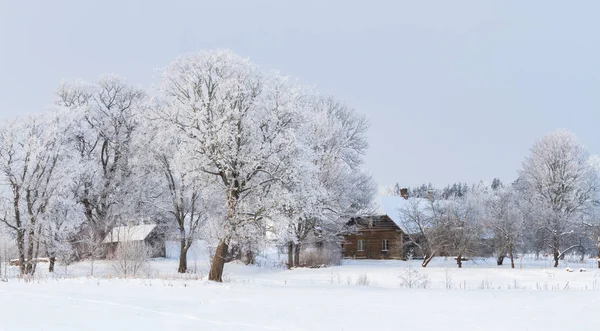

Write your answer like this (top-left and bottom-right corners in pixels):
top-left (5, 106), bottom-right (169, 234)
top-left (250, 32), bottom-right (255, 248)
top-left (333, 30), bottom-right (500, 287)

top-left (102, 224), bottom-right (157, 243)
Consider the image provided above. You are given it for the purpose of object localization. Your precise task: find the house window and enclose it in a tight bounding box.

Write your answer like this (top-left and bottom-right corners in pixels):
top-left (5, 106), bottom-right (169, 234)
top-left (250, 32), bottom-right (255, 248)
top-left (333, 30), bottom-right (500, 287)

top-left (382, 239), bottom-right (389, 251)
top-left (357, 240), bottom-right (365, 251)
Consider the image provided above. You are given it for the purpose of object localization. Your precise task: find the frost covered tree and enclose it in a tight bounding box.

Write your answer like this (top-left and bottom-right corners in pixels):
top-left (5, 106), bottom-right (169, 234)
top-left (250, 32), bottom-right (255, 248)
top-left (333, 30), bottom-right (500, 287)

top-left (39, 197), bottom-right (83, 272)
top-left (143, 117), bottom-right (219, 273)
top-left (402, 188), bottom-right (483, 268)
top-left (56, 76), bottom-right (148, 244)
top-left (443, 192), bottom-right (483, 268)
top-left (277, 95), bottom-right (374, 268)
top-left (400, 198), bottom-right (448, 267)
top-left (483, 185), bottom-right (524, 268)
top-left (0, 111), bottom-right (72, 275)
top-left (517, 130), bottom-right (600, 267)
top-left (158, 50), bottom-right (309, 281)
top-left (582, 156), bottom-right (600, 268)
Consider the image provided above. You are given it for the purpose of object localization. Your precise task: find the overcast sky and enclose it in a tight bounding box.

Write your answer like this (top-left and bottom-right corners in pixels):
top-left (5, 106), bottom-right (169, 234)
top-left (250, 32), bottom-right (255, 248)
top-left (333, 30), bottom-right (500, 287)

top-left (1, 1), bottom-right (599, 189)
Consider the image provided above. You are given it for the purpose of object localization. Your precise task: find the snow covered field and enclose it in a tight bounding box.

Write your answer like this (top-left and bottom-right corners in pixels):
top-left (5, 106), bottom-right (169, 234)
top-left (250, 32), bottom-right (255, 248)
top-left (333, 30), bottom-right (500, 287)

top-left (2, 248), bottom-right (600, 331)
top-left (2, 275), bottom-right (599, 331)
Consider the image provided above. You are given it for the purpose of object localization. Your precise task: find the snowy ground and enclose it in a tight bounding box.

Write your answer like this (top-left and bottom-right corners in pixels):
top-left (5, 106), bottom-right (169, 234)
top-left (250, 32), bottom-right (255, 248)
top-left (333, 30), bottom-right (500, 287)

top-left (2, 245), bottom-right (600, 330)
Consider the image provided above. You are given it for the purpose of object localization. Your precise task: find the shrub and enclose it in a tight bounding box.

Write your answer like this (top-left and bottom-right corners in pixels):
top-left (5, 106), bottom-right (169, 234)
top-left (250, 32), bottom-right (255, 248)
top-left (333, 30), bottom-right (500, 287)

top-left (111, 241), bottom-right (151, 277)
top-left (356, 273), bottom-right (370, 286)
top-left (399, 265), bottom-right (429, 289)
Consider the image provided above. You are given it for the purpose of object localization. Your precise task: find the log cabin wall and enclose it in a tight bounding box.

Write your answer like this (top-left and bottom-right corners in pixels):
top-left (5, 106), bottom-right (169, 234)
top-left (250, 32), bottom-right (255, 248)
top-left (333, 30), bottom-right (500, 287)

top-left (343, 215), bottom-right (404, 260)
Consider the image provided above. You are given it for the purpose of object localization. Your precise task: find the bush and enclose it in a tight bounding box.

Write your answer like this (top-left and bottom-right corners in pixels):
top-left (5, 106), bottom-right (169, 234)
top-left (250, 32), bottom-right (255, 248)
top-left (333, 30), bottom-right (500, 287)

top-left (356, 273), bottom-right (370, 286)
top-left (111, 241), bottom-right (151, 277)
top-left (399, 265), bottom-right (429, 289)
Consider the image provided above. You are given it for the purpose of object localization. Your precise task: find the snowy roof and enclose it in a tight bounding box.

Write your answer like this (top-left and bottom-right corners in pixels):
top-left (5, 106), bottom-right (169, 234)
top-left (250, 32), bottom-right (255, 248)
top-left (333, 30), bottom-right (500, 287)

top-left (102, 224), bottom-right (157, 243)
top-left (375, 196), bottom-right (432, 233)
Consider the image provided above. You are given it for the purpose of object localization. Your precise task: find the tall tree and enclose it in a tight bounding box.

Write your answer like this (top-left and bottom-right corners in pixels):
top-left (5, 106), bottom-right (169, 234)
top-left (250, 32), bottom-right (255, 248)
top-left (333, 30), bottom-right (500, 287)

top-left (516, 130), bottom-right (600, 267)
top-left (0, 112), bottom-right (68, 275)
top-left (144, 118), bottom-right (218, 273)
top-left (484, 185), bottom-right (524, 268)
top-left (56, 76), bottom-right (148, 244)
top-left (400, 198), bottom-right (448, 267)
top-left (278, 95), bottom-right (374, 268)
top-left (159, 50), bottom-right (306, 281)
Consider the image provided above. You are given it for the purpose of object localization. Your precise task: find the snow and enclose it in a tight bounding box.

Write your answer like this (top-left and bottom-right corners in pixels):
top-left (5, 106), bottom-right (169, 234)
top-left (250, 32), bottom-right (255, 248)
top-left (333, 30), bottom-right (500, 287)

top-left (2, 247), bottom-right (600, 330)
top-left (103, 224), bottom-right (158, 243)
top-left (376, 196), bottom-right (430, 231)
top-left (2, 277), bottom-right (597, 331)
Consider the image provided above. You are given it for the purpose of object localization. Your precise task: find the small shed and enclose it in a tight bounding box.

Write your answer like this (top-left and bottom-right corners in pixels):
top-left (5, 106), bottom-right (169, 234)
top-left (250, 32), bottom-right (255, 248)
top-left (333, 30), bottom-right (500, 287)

top-left (102, 224), bottom-right (166, 258)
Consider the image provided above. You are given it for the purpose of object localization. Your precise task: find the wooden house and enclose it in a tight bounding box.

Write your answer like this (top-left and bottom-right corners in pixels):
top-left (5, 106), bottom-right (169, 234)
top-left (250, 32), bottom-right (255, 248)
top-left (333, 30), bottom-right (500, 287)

top-left (102, 224), bottom-right (166, 258)
top-left (342, 195), bottom-right (416, 260)
top-left (343, 215), bottom-right (405, 260)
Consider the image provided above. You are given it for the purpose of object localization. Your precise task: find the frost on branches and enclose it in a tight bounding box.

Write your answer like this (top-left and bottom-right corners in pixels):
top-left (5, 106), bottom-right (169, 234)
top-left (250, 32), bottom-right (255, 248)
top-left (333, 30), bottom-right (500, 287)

top-left (56, 76), bottom-right (148, 246)
top-left (0, 111), bottom-right (81, 275)
top-left (157, 50), bottom-right (374, 280)
top-left (516, 130), bottom-right (600, 268)
top-left (274, 95), bottom-right (375, 268)
top-left (0, 50), bottom-right (375, 279)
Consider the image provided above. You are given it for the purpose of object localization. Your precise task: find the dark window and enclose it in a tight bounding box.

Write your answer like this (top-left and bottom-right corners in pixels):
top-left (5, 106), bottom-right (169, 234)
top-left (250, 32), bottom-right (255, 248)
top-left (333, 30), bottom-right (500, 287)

top-left (358, 240), bottom-right (365, 251)
top-left (382, 239), bottom-right (389, 251)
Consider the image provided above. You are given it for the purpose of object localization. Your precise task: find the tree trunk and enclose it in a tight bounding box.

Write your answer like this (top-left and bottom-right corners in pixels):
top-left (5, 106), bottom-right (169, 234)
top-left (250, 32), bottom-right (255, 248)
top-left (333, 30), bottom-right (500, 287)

top-left (32, 224), bottom-right (41, 275)
top-left (244, 250), bottom-right (254, 265)
top-left (553, 246), bottom-right (559, 268)
top-left (178, 237), bottom-right (189, 273)
top-left (457, 254), bottom-right (462, 268)
top-left (11, 185), bottom-right (26, 276)
top-left (294, 243), bottom-right (300, 267)
top-left (208, 240), bottom-right (228, 282)
top-left (597, 246), bottom-right (600, 269)
top-left (25, 190), bottom-right (37, 275)
top-left (48, 256), bottom-right (56, 273)
top-left (496, 255), bottom-right (505, 266)
top-left (509, 245), bottom-right (515, 269)
top-left (287, 242), bottom-right (293, 269)
top-left (422, 253), bottom-right (434, 267)
top-left (16, 229), bottom-right (25, 275)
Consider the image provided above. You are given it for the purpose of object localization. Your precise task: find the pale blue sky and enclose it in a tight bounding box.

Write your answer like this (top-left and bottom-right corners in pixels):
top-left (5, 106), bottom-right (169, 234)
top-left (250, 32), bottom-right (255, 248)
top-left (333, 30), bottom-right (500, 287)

top-left (1, 1), bottom-right (599, 188)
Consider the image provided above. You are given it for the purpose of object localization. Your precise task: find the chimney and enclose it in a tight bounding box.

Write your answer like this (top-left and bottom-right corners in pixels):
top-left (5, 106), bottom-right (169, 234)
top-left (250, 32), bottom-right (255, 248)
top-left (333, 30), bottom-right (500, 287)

top-left (400, 187), bottom-right (409, 200)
